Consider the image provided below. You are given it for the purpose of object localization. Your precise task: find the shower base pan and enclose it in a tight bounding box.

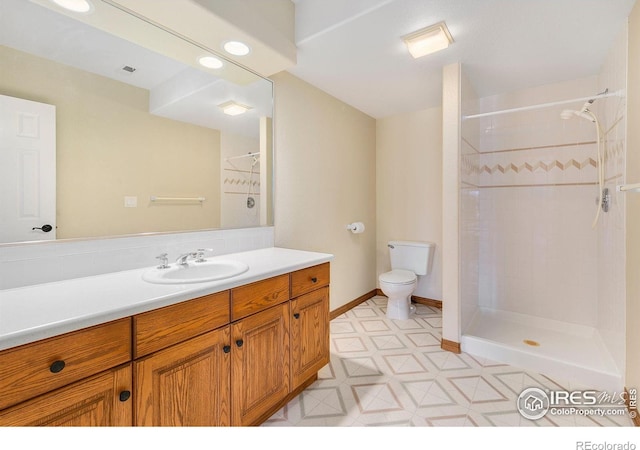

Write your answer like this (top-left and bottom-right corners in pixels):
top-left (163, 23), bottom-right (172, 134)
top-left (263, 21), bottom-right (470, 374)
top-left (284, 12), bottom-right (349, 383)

top-left (461, 307), bottom-right (622, 392)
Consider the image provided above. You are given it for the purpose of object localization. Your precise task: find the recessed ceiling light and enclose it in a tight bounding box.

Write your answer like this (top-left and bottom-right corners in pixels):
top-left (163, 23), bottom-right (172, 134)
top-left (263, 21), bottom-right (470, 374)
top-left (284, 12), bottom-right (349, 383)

top-left (50, 0), bottom-right (92, 13)
top-left (198, 56), bottom-right (224, 69)
top-left (223, 41), bottom-right (250, 56)
top-left (218, 101), bottom-right (252, 116)
top-left (402, 21), bottom-right (453, 59)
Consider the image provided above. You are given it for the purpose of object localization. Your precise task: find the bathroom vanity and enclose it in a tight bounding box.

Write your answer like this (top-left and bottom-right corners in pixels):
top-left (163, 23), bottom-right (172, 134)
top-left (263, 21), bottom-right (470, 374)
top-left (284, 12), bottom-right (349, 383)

top-left (0, 248), bottom-right (332, 426)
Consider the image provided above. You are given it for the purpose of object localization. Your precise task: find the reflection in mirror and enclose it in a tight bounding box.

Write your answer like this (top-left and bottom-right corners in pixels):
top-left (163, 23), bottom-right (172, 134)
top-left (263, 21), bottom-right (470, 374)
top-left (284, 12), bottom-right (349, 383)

top-left (0, 0), bottom-right (273, 245)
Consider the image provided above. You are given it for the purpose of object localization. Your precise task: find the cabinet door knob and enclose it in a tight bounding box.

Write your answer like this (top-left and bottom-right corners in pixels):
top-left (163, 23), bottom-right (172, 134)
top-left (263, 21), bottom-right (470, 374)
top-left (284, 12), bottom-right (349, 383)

top-left (223, 345), bottom-right (231, 353)
top-left (49, 360), bottom-right (66, 373)
top-left (293, 313), bottom-right (300, 319)
top-left (311, 277), bottom-right (318, 283)
top-left (119, 390), bottom-right (131, 402)
top-left (235, 339), bottom-right (244, 347)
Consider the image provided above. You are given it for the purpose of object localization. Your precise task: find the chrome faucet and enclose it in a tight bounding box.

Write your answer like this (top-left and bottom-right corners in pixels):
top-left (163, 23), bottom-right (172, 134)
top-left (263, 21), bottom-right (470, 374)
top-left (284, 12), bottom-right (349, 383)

top-left (176, 252), bottom-right (198, 266)
top-left (195, 248), bottom-right (213, 263)
top-left (155, 253), bottom-right (170, 269)
top-left (176, 248), bottom-right (213, 266)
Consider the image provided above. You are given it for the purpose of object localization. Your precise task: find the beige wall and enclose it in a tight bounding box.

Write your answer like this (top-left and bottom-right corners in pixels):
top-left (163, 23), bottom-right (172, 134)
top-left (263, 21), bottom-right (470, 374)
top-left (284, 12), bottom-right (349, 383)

top-left (272, 72), bottom-right (377, 311)
top-left (626, 3), bottom-right (640, 395)
top-left (1, 45), bottom-right (221, 239)
top-left (376, 107), bottom-right (443, 301)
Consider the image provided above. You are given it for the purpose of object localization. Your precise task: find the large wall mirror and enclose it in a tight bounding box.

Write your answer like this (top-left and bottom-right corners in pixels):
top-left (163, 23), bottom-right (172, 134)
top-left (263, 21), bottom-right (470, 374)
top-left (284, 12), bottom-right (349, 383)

top-left (0, 0), bottom-right (273, 245)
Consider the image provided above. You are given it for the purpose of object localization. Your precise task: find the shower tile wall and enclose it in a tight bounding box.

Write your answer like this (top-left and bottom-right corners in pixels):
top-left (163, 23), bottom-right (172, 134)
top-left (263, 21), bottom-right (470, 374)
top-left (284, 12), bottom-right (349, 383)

top-left (463, 77), bottom-right (604, 327)
top-left (596, 25), bottom-right (627, 374)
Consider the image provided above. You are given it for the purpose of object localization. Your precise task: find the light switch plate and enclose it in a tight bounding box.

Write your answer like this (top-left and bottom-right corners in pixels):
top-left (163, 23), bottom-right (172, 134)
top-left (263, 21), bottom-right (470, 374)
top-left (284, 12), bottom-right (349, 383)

top-left (124, 196), bottom-right (138, 208)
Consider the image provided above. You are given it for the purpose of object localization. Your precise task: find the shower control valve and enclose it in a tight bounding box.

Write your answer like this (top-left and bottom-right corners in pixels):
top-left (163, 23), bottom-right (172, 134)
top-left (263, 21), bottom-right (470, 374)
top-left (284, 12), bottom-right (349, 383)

top-left (598, 188), bottom-right (610, 213)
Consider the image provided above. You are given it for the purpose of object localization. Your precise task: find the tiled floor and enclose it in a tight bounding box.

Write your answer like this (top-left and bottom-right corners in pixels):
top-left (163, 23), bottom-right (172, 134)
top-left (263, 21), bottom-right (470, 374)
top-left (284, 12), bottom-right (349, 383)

top-left (263, 296), bottom-right (634, 427)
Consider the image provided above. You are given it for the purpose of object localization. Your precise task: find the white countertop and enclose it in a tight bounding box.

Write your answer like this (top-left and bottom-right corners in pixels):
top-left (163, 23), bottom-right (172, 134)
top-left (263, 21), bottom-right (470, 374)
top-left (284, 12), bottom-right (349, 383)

top-left (0, 247), bottom-right (333, 351)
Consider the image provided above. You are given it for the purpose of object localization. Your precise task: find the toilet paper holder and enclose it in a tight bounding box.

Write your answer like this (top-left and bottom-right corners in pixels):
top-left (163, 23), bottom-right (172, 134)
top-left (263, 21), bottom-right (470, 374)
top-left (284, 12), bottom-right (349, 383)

top-left (346, 222), bottom-right (365, 233)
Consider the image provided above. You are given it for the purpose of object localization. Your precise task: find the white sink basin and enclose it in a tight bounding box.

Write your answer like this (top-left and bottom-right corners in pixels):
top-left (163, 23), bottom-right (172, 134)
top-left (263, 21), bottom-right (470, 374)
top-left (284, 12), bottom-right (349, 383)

top-left (142, 260), bottom-right (249, 284)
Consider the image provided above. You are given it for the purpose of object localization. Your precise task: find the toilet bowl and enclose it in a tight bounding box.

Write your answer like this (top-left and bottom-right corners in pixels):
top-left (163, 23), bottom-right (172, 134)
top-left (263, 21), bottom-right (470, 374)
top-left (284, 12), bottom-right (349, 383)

top-left (379, 240), bottom-right (435, 320)
top-left (379, 269), bottom-right (417, 320)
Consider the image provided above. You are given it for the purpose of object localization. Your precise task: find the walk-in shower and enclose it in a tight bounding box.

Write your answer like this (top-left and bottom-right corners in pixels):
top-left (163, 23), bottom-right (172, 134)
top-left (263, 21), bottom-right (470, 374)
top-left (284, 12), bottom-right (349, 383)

top-left (458, 77), bottom-right (627, 393)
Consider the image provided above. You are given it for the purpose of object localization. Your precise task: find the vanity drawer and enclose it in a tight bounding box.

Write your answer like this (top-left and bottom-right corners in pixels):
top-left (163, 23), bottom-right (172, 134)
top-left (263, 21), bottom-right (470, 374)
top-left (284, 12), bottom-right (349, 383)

top-left (290, 263), bottom-right (330, 298)
top-left (231, 274), bottom-right (290, 321)
top-left (0, 318), bottom-right (131, 410)
top-left (133, 291), bottom-right (230, 358)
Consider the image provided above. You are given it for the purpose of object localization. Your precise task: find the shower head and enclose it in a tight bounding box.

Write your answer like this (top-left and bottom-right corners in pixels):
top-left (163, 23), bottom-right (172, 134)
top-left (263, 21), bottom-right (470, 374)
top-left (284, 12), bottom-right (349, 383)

top-left (560, 108), bottom-right (596, 123)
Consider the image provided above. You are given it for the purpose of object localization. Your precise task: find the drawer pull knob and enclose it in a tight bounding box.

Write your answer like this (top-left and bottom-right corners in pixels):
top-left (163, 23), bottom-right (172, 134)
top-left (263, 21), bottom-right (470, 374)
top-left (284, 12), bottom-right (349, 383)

top-left (236, 339), bottom-right (244, 348)
top-left (223, 345), bottom-right (231, 353)
top-left (119, 390), bottom-right (131, 402)
top-left (293, 313), bottom-right (300, 319)
top-left (311, 277), bottom-right (318, 283)
top-left (49, 360), bottom-right (66, 373)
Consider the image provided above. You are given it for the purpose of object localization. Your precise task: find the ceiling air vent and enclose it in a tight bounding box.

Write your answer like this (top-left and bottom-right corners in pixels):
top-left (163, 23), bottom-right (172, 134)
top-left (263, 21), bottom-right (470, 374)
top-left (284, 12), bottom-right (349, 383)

top-left (121, 65), bottom-right (136, 73)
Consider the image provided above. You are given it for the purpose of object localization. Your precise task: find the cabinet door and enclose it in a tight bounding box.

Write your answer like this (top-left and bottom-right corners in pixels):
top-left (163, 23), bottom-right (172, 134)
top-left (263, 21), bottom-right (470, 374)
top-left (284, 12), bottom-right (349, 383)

top-left (135, 327), bottom-right (231, 426)
top-left (0, 364), bottom-right (132, 426)
top-left (231, 302), bottom-right (290, 426)
top-left (291, 286), bottom-right (330, 389)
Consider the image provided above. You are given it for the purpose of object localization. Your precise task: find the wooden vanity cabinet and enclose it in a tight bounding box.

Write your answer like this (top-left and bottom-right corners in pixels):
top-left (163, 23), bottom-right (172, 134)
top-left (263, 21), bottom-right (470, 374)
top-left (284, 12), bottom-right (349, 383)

top-left (231, 302), bottom-right (290, 426)
top-left (133, 291), bottom-right (231, 426)
top-left (0, 262), bottom-right (331, 427)
top-left (290, 262), bottom-right (330, 298)
top-left (0, 364), bottom-right (132, 426)
top-left (0, 318), bottom-right (131, 412)
top-left (229, 275), bottom-right (291, 426)
top-left (134, 327), bottom-right (231, 426)
top-left (290, 263), bottom-right (330, 390)
top-left (291, 286), bottom-right (330, 390)
top-left (0, 317), bottom-right (132, 426)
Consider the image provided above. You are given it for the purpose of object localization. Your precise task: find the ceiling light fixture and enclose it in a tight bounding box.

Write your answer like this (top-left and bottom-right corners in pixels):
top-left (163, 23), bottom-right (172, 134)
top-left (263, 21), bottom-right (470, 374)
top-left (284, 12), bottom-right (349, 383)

top-left (198, 56), bottom-right (224, 69)
top-left (218, 101), bottom-right (252, 116)
top-left (50, 0), bottom-right (92, 13)
top-left (223, 41), bottom-right (250, 56)
top-left (402, 21), bottom-right (453, 59)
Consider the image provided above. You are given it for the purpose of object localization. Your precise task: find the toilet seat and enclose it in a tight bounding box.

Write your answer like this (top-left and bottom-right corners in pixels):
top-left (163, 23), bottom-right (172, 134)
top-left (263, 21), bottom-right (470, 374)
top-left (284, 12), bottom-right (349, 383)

top-left (379, 269), bottom-right (416, 285)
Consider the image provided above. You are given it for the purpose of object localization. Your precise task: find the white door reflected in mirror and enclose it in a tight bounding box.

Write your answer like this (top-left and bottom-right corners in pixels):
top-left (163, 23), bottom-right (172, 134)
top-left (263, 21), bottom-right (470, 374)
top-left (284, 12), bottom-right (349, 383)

top-left (0, 95), bottom-right (56, 243)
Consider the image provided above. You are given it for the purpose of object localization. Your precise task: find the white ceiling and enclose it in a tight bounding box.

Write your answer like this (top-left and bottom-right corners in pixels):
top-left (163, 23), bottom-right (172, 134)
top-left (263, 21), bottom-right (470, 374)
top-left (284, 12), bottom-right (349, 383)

top-left (290, 0), bottom-right (637, 118)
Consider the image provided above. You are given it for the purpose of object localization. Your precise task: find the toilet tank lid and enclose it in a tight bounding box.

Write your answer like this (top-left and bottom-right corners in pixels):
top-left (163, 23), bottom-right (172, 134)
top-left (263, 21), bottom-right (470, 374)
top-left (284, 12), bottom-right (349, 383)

top-left (389, 240), bottom-right (435, 248)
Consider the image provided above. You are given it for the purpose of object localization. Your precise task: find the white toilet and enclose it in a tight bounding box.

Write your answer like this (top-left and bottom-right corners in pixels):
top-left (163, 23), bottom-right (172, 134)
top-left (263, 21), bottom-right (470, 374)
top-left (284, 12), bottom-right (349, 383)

top-left (379, 240), bottom-right (435, 320)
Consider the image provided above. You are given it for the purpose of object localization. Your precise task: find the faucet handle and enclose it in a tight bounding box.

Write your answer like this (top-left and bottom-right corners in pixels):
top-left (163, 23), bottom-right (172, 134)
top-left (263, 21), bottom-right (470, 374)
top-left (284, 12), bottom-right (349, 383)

top-left (195, 248), bottom-right (213, 263)
top-left (155, 253), bottom-right (170, 269)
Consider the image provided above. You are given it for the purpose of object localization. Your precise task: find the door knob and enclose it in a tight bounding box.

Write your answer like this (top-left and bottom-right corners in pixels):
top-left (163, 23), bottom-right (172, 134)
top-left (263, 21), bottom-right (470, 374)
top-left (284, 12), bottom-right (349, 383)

top-left (32, 224), bottom-right (53, 232)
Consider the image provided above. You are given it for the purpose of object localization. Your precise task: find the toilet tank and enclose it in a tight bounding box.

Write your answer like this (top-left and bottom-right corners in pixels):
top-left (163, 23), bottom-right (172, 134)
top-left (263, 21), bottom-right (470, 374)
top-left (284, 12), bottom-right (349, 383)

top-left (388, 240), bottom-right (435, 276)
